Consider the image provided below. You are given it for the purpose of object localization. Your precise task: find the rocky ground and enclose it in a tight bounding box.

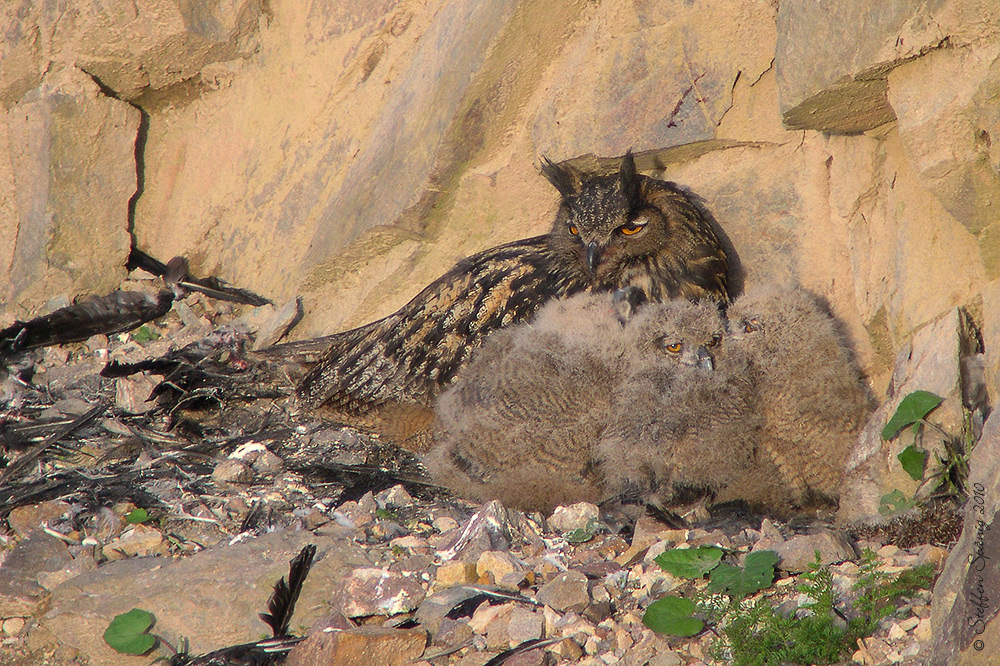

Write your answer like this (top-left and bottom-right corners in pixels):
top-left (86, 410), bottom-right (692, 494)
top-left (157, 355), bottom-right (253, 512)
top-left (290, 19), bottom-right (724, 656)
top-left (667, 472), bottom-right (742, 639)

top-left (0, 278), bottom-right (962, 666)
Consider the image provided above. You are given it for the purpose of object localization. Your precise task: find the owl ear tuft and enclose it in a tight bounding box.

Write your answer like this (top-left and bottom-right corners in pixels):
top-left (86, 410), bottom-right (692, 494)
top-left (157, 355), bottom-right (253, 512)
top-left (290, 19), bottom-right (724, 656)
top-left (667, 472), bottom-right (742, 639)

top-left (619, 149), bottom-right (641, 210)
top-left (541, 157), bottom-right (583, 198)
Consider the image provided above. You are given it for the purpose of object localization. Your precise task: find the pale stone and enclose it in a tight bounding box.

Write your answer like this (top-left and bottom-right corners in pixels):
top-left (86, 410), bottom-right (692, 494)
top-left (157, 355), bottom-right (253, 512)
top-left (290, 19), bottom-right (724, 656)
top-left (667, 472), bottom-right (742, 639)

top-left (286, 625), bottom-right (427, 666)
top-left (774, 530), bottom-right (857, 573)
top-left (929, 406), bottom-right (1000, 665)
top-left (6, 501), bottom-right (71, 539)
top-left (888, 42), bottom-right (1000, 253)
top-left (914, 617), bottom-right (931, 642)
top-left (776, 0), bottom-right (1000, 132)
top-left (506, 607), bottom-right (543, 646)
top-left (476, 550), bottom-right (524, 583)
top-left (1, 617), bottom-right (26, 635)
top-left (434, 561), bottom-right (477, 588)
top-left (0, 67), bottom-right (138, 321)
top-left (536, 571), bottom-right (590, 613)
top-left (102, 523), bottom-right (166, 559)
top-left (548, 503), bottom-right (600, 534)
top-left (332, 567), bottom-right (426, 617)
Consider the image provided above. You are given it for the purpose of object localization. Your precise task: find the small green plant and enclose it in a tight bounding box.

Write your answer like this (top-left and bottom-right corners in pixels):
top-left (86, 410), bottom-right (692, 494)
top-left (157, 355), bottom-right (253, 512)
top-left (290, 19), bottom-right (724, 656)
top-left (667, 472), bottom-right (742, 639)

top-left (103, 609), bottom-right (158, 655)
top-left (564, 518), bottom-right (604, 544)
top-left (849, 548), bottom-right (936, 637)
top-left (707, 550), bottom-right (779, 598)
top-left (880, 391), bottom-right (981, 514)
top-left (104, 608), bottom-right (183, 658)
top-left (642, 547), bottom-right (776, 637)
top-left (643, 595), bottom-right (704, 636)
top-left (644, 547), bottom-right (936, 666)
top-left (131, 325), bottom-right (161, 343)
top-left (125, 508), bottom-right (152, 524)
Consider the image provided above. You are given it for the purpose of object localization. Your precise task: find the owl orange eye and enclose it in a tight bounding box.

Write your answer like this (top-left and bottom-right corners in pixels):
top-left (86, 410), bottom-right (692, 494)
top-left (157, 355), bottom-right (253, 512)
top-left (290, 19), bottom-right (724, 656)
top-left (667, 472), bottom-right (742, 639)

top-left (664, 342), bottom-right (682, 354)
top-left (619, 219), bottom-right (647, 235)
top-left (568, 224), bottom-right (579, 236)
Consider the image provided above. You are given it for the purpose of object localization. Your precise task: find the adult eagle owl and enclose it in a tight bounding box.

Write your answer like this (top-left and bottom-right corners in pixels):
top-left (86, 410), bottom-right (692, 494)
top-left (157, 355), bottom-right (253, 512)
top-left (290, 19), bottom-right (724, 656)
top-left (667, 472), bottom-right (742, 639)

top-left (297, 151), bottom-right (730, 413)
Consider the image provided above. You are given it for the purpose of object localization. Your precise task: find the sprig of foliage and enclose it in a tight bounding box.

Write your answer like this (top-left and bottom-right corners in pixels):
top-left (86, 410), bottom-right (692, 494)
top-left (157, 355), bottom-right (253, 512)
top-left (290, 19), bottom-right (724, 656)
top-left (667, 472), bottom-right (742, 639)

top-left (645, 548), bottom-right (936, 666)
top-left (643, 547), bottom-right (775, 636)
top-left (104, 608), bottom-right (182, 658)
top-left (104, 609), bottom-right (157, 655)
top-left (881, 391), bottom-right (943, 440)
top-left (707, 551), bottom-right (778, 599)
top-left (878, 390), bottom-right (982, 514)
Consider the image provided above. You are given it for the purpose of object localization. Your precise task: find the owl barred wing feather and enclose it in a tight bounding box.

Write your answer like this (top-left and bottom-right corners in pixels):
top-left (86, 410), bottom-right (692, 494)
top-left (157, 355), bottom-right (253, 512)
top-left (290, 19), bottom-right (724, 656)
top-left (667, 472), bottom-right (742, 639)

top-left (297, 151), bottom-right (733, 415)
top-left (297, 236), bottom-right (588, 411)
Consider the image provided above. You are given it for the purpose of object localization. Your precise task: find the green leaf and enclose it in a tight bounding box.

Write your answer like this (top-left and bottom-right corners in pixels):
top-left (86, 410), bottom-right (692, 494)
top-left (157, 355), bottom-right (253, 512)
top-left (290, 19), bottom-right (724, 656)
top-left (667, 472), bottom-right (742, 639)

top-left (131, 326), bottom-right (160, 343)
top-left (103, 608), bottom-right (156, 655)
top-left (125, 508), bottom-right (150, 524)
top-left (878, 489), bottom-right (917, 516)
top-left (654, 546), bottom-right (723, 579)
top-left (564, 528), bottom-right (594, 544)
top-left (743, 551), bottom-right (780, 591)
top-left (881, 391), bottom-right (944, 440)
top-left (707, 563), bottom-right (743, 595)
top-left (707, 551), bottom-right (778, 599)
top-left (642, 595), bottom-right (704, 637)
top-left (897, 445), bottom-right (928, 482)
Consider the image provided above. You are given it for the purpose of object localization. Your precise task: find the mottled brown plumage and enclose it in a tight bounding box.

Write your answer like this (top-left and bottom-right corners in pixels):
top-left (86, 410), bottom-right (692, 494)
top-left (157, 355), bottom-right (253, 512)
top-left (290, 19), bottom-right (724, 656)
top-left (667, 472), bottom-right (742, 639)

top-left (595, 300), bottom-right (767, 512)
top-left (297, 151), bottom-right (730, 416)
top-left (426, 292), bottom-right (631, 512)
top-left (725, 284), bottom-right (874, 511)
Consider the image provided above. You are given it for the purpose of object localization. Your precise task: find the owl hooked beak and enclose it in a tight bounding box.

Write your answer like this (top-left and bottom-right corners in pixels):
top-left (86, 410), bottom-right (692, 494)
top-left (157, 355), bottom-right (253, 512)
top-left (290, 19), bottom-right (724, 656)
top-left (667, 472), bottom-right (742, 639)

top-left (684, 346), bottom-right (715, 371)
top-left (586, 241), bottom-right (602, 274)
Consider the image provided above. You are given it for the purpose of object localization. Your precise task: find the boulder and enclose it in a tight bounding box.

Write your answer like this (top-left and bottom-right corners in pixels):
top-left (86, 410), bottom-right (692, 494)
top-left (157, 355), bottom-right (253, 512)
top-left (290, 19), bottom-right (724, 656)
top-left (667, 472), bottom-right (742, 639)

top-left (775, 0), bottom-right (1000, 132)
top-left (929, 407), bottom-right (1000, 666)
top-left (36, 530), bottom-right (370, 666)
top-left (0, 67), bottom-right (138, 322)
top-left (838, 308), bottom-right (980, 526)
top-left (888, 42), bottom-right (1000, 265)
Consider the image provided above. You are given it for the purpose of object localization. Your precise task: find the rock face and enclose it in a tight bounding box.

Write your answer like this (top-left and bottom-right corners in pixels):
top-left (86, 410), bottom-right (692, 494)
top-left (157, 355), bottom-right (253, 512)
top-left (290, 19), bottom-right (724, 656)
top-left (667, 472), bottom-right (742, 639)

top-left (1, 67), bottom-right (138, 320)
top-left (888, 43), bottom-right (1000, 258)
top-left (930, 410), bottom-right (1000, 665)
top-left (3, 0), bottom-right (1000, 586)
top-left (0, 0), bottom-right (266, 106)
top-left (776, 0), bottom-right (1000, 132)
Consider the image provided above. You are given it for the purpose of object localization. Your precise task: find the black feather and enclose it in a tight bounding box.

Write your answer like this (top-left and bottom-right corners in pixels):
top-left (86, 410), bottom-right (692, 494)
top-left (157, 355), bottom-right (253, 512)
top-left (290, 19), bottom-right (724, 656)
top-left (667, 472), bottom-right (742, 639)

top-left (540, 156), bottom-right (582, 197)
top-left (619, 149), bottom-right (641, 213)
top-left (259, 544), bottom-right (317, 637)
top-left (0, 290), bottom-right (174, 361)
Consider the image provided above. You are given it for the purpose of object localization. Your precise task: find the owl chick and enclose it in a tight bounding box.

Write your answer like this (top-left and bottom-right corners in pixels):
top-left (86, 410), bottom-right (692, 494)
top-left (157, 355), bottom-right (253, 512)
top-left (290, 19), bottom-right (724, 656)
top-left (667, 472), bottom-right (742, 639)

top-left (295, 151), bottom-right (730, 419)
top-left (426, 292), bottom-right (634, 513)
top-left (726, 284), bottom-right (873, 512)
top-left (594, 300), bottom-right (769, 513)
